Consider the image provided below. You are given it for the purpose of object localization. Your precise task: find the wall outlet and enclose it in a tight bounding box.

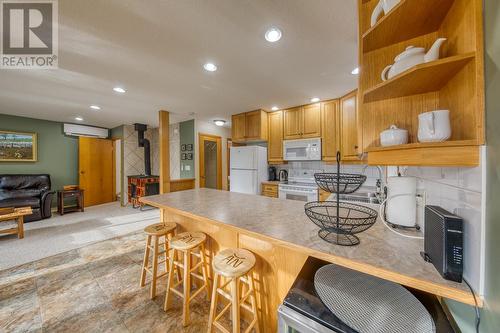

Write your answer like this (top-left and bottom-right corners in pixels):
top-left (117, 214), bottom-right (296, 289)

top-left (416, 189), bottom-right (427, 228)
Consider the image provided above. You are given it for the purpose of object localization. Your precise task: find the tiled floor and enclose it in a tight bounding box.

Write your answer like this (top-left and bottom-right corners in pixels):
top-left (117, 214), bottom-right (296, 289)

top-left (0, 232), bottom-right (221, 333)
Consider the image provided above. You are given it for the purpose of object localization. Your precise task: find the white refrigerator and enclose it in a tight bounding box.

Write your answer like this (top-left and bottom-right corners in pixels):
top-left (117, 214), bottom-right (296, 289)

top-left (230, 146), bottom-right (268, 195)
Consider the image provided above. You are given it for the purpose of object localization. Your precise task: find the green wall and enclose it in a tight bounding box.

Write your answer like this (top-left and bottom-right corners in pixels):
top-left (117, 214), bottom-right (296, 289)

top-left (0, 114), bottom-right (79, 193)
top-left (180, 119), bottom-right (195, 179)
top-left (446, 1), bottom-right (500, 332)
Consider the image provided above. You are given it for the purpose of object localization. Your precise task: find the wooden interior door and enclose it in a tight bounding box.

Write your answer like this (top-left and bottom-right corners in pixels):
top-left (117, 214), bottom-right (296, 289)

top-left (79, 137), bottom-right (115, 207)
top-left (283, 106), bottom-right (303, 139)
top-left (199, 134), bottom-right (222, 189)
top-left (302, 103), bottom-right (321, 138)
top-left (268, 110), bottom-right (283, 163)
top-left (340, 91), bottom-right (359, 160)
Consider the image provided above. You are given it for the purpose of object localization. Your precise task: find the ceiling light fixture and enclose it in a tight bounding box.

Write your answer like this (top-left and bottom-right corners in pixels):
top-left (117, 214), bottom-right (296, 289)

top-left (310, 97), bottom-right (320, 103)
top-left (113, 87), bottom-right (126, 93)
top-left (271, 106), bottom-right (279, 111)
top-left (214, 120), bottom-right (226, 127)
top-left (204, 63), bottom-right (217, 72)
top-left (75, 117), bottom-right (83, 121)
top-left (90, 105), bottom-right (101, 110)
top-left (265, 27), bottom-right (282, 42)
top-left (351, 67), bottom-right (360, 75)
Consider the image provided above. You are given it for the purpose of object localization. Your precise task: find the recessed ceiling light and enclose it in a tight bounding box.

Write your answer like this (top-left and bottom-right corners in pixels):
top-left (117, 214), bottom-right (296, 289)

top-left (90, 105), bottom-right (101, 110)
top-left (310, 97), bottom-right (320, 103)
top-left (271, 106), bottom-right (279, 111)
top-left (204, 63), bottom-right (217, 72)
top-left (113, 87), bottom-right (126, 93)
top-left (75, 117), bottom-right (83, 121)
top-left (351, 67), bottom-right (360, 75)
top-left (265, 27), bottom-right (282, 43)
top-left (214, 120), bottom-right (226, 127)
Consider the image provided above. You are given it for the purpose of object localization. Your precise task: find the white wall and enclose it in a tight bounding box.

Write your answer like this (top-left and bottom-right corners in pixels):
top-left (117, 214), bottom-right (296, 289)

top-left (194, 119), bottom-right (231, 190)
top-left (170, 123), bottom-right (180, 179)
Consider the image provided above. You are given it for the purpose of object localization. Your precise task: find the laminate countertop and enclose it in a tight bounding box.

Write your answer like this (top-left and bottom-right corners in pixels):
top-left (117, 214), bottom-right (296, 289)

top-left (141, 188), bottom-right (479, 306)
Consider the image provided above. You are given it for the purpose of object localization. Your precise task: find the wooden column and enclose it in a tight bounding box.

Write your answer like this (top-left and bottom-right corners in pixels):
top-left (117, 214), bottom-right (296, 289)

top-left (159, 110), bottom-right (170, 194)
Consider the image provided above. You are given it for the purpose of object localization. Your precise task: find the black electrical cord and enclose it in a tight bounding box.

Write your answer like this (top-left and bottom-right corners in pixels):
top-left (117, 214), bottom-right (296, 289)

top-left (463, 278), bottom-right (480, 333)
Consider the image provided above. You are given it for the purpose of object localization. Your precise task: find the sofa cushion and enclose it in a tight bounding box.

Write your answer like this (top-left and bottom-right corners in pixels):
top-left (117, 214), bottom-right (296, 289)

top-left (0, 197), bottom-right (40, 209)
top-left (0, 174), bottom-right (51, 200)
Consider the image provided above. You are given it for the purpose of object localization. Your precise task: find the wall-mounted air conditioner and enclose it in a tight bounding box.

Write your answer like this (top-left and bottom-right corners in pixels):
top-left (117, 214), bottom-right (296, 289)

top-left (63, 124), bottom-right (109, 138)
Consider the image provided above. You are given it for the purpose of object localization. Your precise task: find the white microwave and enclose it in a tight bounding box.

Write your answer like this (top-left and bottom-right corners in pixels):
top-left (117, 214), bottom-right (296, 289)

top-left (283, 138), bottom-right (321, 161)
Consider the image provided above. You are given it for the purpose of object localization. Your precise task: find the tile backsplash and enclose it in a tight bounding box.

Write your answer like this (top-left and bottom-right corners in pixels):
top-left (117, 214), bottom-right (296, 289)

top-left (275, 147), bottom-right (485, 295)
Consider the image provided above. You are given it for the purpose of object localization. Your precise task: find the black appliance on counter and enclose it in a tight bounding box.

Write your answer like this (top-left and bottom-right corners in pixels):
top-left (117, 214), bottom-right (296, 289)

top-left (421, 205), bottom-right (464, 282)
top-left (279, 169), bottom-right (288, 182)
top-left (268, 166), bottom-right (277, 181)
top-left (278, 257), bottom-right (454, 333)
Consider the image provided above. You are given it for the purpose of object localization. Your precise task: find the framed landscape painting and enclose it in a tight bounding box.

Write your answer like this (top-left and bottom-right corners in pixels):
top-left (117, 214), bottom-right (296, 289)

top-left (0, 131), bottom-right (37, 162)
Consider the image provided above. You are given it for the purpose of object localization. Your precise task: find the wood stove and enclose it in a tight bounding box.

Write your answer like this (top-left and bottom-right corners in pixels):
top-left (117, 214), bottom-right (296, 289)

top-left (128, 175), bottom-right (160, 208)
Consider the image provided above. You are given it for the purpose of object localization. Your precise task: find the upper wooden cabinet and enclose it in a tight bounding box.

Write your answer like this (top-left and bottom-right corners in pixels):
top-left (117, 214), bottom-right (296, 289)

top-left (268, 111), bottom-right (284, 164)
top-left (232, 113), bottom-right (246, 142)
top-left (283, 104), bottom-right (321, 140)
top-left (340, 91), bottom-right (360, 161)
top-left (321, 99), bottom-right (340, 162)
top-left (231, 110), bottom-right (268, 143)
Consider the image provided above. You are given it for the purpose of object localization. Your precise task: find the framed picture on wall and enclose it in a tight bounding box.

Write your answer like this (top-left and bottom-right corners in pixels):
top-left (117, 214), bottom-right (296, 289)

top-left (181, 153), bottom-right (187, 160)
top-left (186, 144), bottom-right (193, 151)
top-left (0, 131), bottom-right (37, 162)
top-left (187, 153), bottom-right (193, 160)
top-left (181, 144), bottom-right (186, 151)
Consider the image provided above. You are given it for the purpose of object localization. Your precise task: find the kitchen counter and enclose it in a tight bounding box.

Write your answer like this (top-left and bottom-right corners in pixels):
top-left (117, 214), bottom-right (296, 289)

top-left (141, 189), bottom-right (479, 328)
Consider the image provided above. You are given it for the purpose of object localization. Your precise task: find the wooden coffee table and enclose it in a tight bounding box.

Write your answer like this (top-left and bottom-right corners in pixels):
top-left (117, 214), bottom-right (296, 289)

top-left (0, 207), bottom-right (32, 239)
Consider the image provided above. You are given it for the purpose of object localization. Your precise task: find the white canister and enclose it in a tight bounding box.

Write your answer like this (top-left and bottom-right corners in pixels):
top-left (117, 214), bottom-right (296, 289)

top-left (386, 176), bottom-right (417, 227)
top-left (417, 110), bottom-right (451, 142)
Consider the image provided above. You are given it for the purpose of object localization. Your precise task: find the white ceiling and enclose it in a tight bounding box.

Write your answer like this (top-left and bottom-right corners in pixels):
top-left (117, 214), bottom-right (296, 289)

top-left (0, 0), bottom-right (359, 128)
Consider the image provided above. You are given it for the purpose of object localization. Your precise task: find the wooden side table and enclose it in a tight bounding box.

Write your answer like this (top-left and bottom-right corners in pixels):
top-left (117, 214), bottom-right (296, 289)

top-left (0, 207), bottom-right (32, 239)
top-left (57, 189), bottom-right (84, 215)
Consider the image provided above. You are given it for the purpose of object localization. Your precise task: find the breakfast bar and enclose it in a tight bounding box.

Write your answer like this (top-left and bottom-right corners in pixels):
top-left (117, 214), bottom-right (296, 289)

top-left (141, 188), bottom-right (479, 331)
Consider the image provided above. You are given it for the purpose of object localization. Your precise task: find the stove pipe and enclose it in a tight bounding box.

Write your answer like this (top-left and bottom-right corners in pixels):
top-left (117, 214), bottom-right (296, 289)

top-left (134, 123), bottom-right (151, 176)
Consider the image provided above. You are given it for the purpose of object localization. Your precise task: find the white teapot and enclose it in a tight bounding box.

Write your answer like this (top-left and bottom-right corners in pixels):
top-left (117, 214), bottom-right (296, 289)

top-left (381, 38), bottom-right (447, 81)
top-left (371, 0), bottom-right (401, 27)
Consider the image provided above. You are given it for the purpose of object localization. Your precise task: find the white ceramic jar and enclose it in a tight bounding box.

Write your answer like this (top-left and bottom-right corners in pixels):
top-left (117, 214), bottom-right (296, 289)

top-left (417, 110), bottom-right (451, 142)
top-left (380, 125), bottom-right (408, 146)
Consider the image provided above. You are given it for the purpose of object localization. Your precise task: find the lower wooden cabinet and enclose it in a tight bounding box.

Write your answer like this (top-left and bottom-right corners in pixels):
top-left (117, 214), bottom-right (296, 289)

top-left (261, 183), bottom-right (278, 198)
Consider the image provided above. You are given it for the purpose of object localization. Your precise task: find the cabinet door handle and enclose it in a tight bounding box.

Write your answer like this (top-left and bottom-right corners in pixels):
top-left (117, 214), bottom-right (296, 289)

top-left (354, 145), bottom-right (359, 149)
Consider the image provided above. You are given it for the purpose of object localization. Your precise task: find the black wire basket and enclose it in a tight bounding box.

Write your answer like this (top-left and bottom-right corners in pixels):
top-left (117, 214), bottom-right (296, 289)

top-left (304, 201), bottom-right (378, 246)
top-left (314, 173), bottom-right (367, 194)
top-left (304, 151), bottom-right (378, 246)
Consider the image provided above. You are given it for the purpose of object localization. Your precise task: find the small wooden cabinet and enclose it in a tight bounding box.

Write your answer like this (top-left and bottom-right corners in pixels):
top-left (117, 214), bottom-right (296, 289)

top-left (261, 182), bottom-right (279, 198)
top-left (268, 111), bottom-right (284, 164)
top-left (284, 104), bottom-right (321, 140)
top-left (321, 99), bottom-right (340, 162)
top-left (231, 110), bottom-right (268, 142)
top-left (340, 90), bottom-right (360, 161)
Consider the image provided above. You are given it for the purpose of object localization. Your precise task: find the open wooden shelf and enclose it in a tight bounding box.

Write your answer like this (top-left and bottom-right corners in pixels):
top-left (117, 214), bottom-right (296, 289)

top-left (362, 0), bottom-right (454, 52)
top-left (366, 140), bottom-right (480, 166)
top-left (363, 53), bottom-right (475, 103)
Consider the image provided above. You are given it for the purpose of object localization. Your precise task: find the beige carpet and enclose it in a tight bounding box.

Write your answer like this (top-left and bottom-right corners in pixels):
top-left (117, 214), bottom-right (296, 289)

top-left (0, 202), bottom-right (159, 270)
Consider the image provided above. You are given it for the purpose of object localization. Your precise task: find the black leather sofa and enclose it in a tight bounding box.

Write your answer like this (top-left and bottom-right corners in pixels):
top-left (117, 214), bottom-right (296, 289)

top-left (0, 174), bottom-right (54, 222)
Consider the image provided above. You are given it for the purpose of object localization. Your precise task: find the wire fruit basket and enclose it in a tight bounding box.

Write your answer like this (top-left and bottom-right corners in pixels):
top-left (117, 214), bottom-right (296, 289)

top-left (304, 152), bottom-right (378, 246)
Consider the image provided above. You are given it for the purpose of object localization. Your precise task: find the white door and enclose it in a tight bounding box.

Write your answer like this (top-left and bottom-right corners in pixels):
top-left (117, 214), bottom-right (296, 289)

top-left (231, 147), bottom-right (257, 170)
top-left (230, 169), bottom-right (257, 194)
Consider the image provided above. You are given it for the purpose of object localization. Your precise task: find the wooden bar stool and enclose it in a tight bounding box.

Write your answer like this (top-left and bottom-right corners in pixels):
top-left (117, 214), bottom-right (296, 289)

top-left (164, 231), bottom-right (211, 327)
top-left (140, 222), bottom-right (177, 299)
top-left (207, 248), bottom-right (259, 333)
